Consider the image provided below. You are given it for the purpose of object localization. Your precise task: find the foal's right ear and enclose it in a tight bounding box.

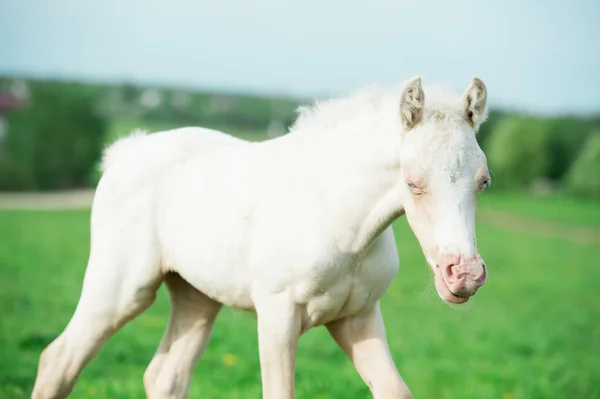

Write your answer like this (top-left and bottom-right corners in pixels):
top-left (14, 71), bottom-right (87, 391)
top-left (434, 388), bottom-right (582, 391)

top-left (462, 77), bottom-right (488, 129)
top-left (400, 77), bottom-right (425, 131)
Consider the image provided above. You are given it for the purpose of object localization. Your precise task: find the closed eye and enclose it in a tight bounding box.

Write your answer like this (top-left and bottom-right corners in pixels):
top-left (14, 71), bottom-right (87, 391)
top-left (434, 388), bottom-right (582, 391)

top-left (406, 180), bottom-right (424, 195)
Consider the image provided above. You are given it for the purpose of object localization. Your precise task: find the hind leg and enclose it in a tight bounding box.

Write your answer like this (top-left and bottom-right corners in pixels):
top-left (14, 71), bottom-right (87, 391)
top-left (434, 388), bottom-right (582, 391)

top-left (31, 251), bottom-right (163, 399)
top-left (144, 273), bottom-right (221, 399)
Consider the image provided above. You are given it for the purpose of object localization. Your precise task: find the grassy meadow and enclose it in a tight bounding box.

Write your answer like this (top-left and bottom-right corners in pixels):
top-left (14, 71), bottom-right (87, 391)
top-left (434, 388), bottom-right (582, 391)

top-left (1, 193), bottom-right (599, 399)
top-left (1, 123), bottom-right (599, 398)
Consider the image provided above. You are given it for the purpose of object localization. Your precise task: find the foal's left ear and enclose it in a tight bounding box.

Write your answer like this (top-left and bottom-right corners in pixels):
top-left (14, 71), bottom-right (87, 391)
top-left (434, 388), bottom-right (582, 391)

top-left (462, 77), bottom-right (488, 130)
top-left (400, 77), bottom-right (425, 131)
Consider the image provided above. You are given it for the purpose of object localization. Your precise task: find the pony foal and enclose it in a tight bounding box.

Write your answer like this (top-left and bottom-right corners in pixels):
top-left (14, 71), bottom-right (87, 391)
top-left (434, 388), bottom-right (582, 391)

top-left (32, 77), bottom-right (490, 399)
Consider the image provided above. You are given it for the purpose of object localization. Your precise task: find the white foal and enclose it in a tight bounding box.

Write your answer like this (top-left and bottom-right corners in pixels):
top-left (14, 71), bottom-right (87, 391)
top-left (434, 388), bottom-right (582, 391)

top-left (32, 77), bottom-right (490, 399)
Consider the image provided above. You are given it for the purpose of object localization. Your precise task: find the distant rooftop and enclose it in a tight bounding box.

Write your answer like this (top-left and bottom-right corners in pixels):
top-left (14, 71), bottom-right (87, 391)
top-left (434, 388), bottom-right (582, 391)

top-left (0, 92), bottom-right (25, 114)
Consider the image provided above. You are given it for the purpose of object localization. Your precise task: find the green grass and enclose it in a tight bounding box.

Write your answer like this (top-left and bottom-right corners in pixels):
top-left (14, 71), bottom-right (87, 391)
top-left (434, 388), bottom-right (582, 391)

top-left (1, 195), bottom-right (599, 399)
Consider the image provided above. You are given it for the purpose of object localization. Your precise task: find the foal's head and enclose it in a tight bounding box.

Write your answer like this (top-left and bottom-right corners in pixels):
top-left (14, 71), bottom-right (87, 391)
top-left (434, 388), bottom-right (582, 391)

top-left (398, 77), bottom-right (490, 304)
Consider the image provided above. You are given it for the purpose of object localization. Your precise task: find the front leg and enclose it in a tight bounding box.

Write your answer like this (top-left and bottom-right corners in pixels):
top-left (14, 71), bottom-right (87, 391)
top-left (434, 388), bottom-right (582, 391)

top-left (326, 302), bottom-right (413, 399)
top-left (254, 290), bottom-right (302, 399)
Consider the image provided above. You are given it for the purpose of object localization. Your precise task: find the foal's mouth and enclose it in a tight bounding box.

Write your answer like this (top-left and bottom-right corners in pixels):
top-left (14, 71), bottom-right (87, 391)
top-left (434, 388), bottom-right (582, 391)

top-left (434, 265), bottom-right (470, 304)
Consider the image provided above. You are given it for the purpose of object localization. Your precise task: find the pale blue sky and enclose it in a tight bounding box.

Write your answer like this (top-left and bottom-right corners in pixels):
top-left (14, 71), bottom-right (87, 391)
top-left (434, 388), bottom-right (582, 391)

top-left (1, 0), bottom-right (599, 115)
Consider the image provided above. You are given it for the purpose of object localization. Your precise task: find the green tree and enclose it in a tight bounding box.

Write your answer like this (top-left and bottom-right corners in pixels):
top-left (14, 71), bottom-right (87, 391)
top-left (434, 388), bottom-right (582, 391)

top-left (543, 117), bottom-right (596, 181)
top-left (0, 82), bottom-right (106, 190)
top-left (486, 116), bottom-right (552, 189)
top-left (564, 132), bottom-right (600, 199)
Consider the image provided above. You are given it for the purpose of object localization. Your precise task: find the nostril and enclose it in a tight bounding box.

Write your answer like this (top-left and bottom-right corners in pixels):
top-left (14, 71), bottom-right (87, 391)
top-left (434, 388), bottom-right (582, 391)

top-left (439, 253), bottom-right (462, 280)
top-left (442, 261), bottom-right (461, 283)
top-left (477, 263), bottom-right (488, 285)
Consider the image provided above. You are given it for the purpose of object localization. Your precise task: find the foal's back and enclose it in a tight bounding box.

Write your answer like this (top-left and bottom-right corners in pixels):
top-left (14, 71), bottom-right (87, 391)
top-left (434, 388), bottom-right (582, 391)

top-left (97, 127), bottom-right (274, 309)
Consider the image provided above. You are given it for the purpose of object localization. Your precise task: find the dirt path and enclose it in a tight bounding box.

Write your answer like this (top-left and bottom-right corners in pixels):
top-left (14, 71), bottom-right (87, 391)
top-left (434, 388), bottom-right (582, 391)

top-left (1, 190), bottom-right (599, 246)
top-left (479, 210), bottom-right (600, 247)
top-left (0, 189), bottom-right (95, 210)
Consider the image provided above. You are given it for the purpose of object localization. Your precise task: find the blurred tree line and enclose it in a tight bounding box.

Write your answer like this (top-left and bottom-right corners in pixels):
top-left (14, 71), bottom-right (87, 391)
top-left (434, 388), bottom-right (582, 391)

top-left (0, 77), bottom-right (598, 199)
top-left (0, 81), bottom-right (105, 190)
top-left (0, 78), bottom-right (300, 191)
top-left (477, 113), bottom-right (600, 199)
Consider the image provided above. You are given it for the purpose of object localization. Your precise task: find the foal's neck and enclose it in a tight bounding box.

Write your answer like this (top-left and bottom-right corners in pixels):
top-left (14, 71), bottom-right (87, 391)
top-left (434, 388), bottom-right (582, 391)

top-left (293, 107), bottom-right (406, 255)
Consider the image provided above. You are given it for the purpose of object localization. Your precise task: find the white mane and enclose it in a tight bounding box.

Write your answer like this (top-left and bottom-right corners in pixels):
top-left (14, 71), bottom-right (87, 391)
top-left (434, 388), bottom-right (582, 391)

top-left (289, 81), bottom-right (482, 135)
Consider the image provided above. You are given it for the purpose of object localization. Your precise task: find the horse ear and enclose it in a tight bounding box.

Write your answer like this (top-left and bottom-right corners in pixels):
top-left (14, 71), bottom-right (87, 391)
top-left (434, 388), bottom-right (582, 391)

top-left (400, 77), bottom-right (425, 131)
top-left (462, 77), bottom-right (488, 129)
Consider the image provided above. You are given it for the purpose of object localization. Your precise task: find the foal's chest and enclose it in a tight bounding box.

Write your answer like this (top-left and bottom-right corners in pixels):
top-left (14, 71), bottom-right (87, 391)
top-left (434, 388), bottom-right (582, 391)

top-left (300, 274), bottom-right (380, 328)
top-left (297, 234), bottom-right (400, 328)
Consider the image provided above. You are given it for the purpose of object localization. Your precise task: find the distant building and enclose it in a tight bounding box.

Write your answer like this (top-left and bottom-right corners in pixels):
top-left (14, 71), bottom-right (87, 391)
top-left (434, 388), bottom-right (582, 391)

top-left (140, 89), bottom-right (162, 109)
top-left (0, 91), bottom-right (23, 113)
top-left (171, 91), bottom-right (190, 110)
top-left (209, 95), bottom-right (234, 113)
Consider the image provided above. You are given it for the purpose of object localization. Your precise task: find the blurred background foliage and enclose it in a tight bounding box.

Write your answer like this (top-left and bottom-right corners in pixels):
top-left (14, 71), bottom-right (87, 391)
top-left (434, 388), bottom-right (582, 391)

top-left (0, 77), bottom-right (599, 199)
top-left (0, 77), bottom-right (300, 191)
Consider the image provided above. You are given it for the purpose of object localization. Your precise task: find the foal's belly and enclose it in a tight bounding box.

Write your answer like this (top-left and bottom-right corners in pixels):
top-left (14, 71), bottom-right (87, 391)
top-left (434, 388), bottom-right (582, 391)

top-left (171, 251), bottom-right (393, 324)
